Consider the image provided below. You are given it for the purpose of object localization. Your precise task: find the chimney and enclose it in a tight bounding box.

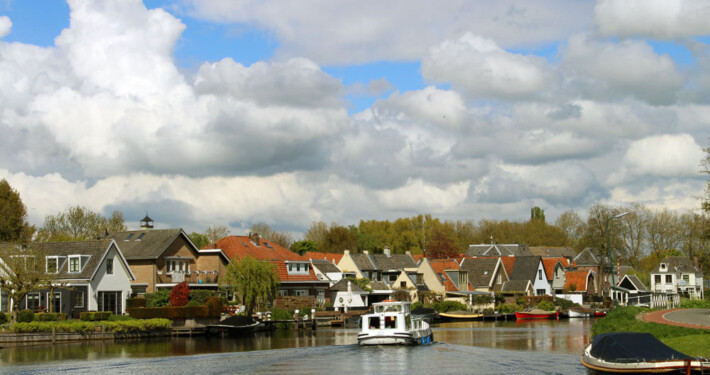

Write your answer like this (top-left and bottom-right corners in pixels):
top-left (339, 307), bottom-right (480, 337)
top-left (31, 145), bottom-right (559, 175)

top-left (363, 250), bottom-right (369, 255)
top-left (249, 232), bottom-right (261, 246)
top-left (343, 250), bottom-right (350, 255)
top-left (383, 245), bottom-right (391, 257)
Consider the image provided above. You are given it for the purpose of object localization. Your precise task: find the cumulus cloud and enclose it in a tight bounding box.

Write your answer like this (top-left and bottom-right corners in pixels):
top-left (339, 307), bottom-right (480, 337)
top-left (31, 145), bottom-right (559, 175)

top-left (422, 33), bottom-right (555, 99)
top-left (0, 16), bottom-right (11, 38)
top-left (609, 134), bottom-right (705, 184)
top-left (376, 179), bottom-right (470, 212)
top-left (595, 0), bottom-right (710, 38)
top-left (182, 0), bottom-right (593, 64)
top-left (561, 34), bottom-right (683, 104)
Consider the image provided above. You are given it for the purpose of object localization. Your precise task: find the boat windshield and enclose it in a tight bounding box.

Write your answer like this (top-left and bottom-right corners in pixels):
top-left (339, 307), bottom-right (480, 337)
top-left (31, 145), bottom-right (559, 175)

top-left (374, 304), bottom-right (402, 313)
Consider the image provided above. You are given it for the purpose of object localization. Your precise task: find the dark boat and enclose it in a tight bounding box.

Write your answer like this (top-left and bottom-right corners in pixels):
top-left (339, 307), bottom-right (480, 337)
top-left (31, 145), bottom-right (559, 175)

top-left (207, 315), bottom-right (259, 337)
top-left (581, 332), bottom-right (710, 374)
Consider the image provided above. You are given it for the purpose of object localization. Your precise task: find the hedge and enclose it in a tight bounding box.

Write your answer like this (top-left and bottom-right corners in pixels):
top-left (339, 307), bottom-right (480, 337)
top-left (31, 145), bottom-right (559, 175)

top-left (17, 309), bottom-right (34, 323)
top-left (0, 311), bottom-right (7, 324)
top-left (127, 305), bottom-right (209, 319)
top-left (126, 298), bottom-right (147, 308)
top-left (34, 313), bottom-right (67, 321)
top-left (79, 312), bottom-right (111, 321)
top-left (11, 319), bottom-right (171, 333)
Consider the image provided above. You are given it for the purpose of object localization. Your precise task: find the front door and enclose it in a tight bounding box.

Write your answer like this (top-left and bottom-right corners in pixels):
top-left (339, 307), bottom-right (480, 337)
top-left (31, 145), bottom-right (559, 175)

top-left (98, 291), bottom-right (122, 315)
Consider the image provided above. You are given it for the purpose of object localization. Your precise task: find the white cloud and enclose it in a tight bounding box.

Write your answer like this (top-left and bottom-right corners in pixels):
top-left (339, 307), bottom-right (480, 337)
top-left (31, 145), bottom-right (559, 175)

top-left (595, 0), bottom-right (710, 38)
top-left (561, 34), bottom-right (683, 104)
top-left (376, 179), bottom-right (470, 212)
top-left (422, 33), bottom-right (555, 99)
top-left (0, 16), bottom-right (11, 38)
top-left (182, 0), bottom-right (593, 64)
top-left (609, 134), bottom-right (705, 184)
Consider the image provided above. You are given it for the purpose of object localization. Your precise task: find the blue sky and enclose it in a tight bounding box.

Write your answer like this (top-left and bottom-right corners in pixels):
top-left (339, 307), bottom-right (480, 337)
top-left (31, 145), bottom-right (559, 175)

top-left (0, 0), bottom-right (708, 235)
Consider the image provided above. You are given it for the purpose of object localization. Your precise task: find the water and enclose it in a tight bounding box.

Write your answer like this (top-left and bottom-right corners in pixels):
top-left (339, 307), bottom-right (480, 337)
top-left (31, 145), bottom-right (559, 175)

top-left (0, 320), bottom-right (592, 374)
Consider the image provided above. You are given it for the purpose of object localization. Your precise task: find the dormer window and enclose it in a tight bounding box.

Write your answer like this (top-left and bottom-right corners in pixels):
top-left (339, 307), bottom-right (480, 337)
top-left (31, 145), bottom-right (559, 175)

top-left (660, 263), bottom-right (667, 271)
top-left (69, 256), bottom-right (80, 273)
top-left (287, 262), bottom-right (309, 275)
top-left (137, 233), bottom-right (145, 241)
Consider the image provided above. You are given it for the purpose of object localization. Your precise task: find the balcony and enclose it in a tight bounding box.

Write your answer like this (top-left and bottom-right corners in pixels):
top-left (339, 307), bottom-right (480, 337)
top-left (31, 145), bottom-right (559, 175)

top-left (157, 270), bottom-right (219, 285)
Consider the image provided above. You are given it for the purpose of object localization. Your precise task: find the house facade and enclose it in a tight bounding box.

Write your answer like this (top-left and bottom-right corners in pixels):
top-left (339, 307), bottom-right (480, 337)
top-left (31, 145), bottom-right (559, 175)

top-left (649, 256), bottom-right (704, 299)
top-left (460, 257), bottom-right (507, 292)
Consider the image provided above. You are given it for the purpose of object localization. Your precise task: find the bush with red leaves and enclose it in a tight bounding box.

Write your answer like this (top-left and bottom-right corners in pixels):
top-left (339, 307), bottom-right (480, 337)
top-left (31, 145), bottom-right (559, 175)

top-left (170, 281), bottom-right (190, 307)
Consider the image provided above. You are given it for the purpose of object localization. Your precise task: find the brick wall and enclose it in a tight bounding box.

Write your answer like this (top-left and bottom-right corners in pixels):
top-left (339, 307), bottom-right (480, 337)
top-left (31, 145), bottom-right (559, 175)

top-left (274, 296), bottom-right (316, 311)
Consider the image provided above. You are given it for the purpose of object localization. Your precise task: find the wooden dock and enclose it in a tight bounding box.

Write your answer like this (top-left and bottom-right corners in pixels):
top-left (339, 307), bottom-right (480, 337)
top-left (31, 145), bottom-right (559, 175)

top-left (171, 326), bottom-right (207, 337)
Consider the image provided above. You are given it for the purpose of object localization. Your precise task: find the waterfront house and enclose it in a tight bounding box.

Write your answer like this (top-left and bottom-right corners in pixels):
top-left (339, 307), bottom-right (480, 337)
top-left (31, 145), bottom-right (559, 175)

top-left (337, 248), bottom-right (416, 286)
top-left (311, 259), bottom-right (346, 286)
top-left (329, 279), bottom-right (368, 311)
top-left (465, 243), bottom-right (532, 257)
top-left (506, 256), bottom-right (550, 296)
top-left (542, 257), bottom-right (574, 295)
top-left (206, 233), bottom-right (330, 304)
top-left (12, 240), bottom-right (134, 317)
top-left (459, 257), bottom-right (508, 292)
top-left (615, 273), bottom-right (650, 306)
top-left (563, 269), bottom-right (598, 296)
top-left (417, 258), bottom-right (474, 305)
top-left (649, 256), bottom-right (704, 299)
top-left (391, 269), bottom-right (427, 302)
top-left (110, 222), bottom-right (229, 295)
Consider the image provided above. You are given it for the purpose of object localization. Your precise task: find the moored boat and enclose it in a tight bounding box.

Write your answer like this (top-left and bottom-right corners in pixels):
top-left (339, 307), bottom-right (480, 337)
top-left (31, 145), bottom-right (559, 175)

top-left (357, 300), bottom-right (433, 346)
top-left (515, 309), bottom-right (559, 320)
top-left (568, 307), bottom-right (593, 318)
top-left (438, 310), bottom-right (484, 321)
top-left (593, 310), bottom-right (607, 318)
top-left (207, 315), bottom-right (259, 336)
top-left (581, 332), bottom-right (710, 374)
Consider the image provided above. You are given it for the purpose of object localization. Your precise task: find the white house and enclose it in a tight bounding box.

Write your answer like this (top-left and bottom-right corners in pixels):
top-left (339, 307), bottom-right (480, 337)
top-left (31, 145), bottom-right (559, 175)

top-left (650, 256), bottom-right (704, 300)
top-left (329, 279), bottom-right (368, 311)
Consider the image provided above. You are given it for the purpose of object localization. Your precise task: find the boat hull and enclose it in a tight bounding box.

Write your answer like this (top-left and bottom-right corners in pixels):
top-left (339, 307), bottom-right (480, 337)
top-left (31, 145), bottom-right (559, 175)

top-left (581, 345), bottom-right (709, 374)
top-left (568, 309), bottom-right (592, 318)
top-left (515, 311), bottom-right (558, 320)
top-left (438, 312), bottom-right (483, 321)
top-left (357, 330), bottom-right (433, 346)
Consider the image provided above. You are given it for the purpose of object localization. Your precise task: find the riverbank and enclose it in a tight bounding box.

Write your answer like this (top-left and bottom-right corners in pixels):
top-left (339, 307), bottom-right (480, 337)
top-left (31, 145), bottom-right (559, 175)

top-left (591, 306), bottom-right (710, 357)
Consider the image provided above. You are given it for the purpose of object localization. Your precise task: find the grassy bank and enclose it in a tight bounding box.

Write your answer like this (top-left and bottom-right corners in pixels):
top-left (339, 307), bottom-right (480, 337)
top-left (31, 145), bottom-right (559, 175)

top-left (591, 306), bottom-right (710, 357)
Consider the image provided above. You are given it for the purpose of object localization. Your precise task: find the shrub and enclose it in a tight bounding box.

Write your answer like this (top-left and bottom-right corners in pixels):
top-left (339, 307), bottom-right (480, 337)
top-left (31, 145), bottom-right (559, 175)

top-left (17, 309), bottom-right (35, 323)
top-left (0, 311), bottom-right (7, 324)
top-left (554, 298), bottom-right (579, 310)
top-left (79, 311), bottom-right (111, 321)
top-left (270, 307), bottom-right (293, 330)
top-left (145, 289), bottom-right (171, 308)
top-left (126, 298), bottom-right (147, 308)
top-left (411, 301), bottom-right (424, 311)
top-left (34, 313), bottom-right (67, 321)
top-left (126, 306), bottom-right (209, 319)
top-left (537, 300), bottom-right (555, 311)
top-left (680, 298), bottom-right (710, 309)
top-left (189, 290), bottom-right (214, 305)
top-left (471, 295), bottom-right (493, 305)
top-left (431, 301), bottom-right (467, 313)
top-left (206, 297), bottom-right (223, 318)
top-left (170, 282), bottom-right (190, 307)
top-left (108, 314), bottom-right (135, 321)
top-left (497, 303), bottom-right (522, 313)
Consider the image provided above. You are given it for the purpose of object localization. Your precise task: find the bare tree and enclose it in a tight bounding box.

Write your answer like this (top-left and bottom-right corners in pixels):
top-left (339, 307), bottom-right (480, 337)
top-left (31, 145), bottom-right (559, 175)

top-left (205, 225), bottom-right (230, 243)
top-left (646, 208), bottom-right (682, 263)
top-left (0, 243), bottom-right (54, 321)
top-left (618, 203), bottom-right (649, 269)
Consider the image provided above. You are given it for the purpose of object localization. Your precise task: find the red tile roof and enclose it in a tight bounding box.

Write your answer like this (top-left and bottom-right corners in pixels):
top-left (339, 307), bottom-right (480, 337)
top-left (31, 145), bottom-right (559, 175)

top-left (207, 235), bottom-right (306, 262)
top-left (541, 257), bottom-right (572, 281)
top-left (303, 251), bottom-right (343, 264)
top-left (270, 260), bottom-right (320, 282)
top-left (429, 259), bottom-right (466, 292)
top-left (565, 270), bottom-right (591, 292)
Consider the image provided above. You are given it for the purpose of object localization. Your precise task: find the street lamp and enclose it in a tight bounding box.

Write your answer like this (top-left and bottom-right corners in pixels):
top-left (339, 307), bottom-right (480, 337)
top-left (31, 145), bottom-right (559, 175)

top-left (606, 211), bottom-right (629, 308)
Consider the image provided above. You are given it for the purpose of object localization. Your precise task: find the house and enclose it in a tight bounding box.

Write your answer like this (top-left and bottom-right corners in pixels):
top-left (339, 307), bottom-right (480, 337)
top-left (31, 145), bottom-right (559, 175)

top-left (505, 256), bottom-right (549, 296)
top-left (529, 247), bottom-right (576, 259)
top-left (650, 256), bottom-right (704, 299)
top-left (337, 250), bottom-right (375, 280)
top-left (417, 258), bottom-right (474, 305)
top-left (304, 251), bottom-right (344, 265)
top-left (311, 259), bottom-right (345, 286)
top-left (329, 279), bottom-right (368, 311)
top-left (465, 243), bottom-right (532, 257)
top-left (337, 248), bottom-right (416, 286)
top-left (391, 268), bottom-right (427, 302)
top-left (110, 222), bottom-right (229, 295)
top-left (563, 270), bottom-right (598, 297)
top-left (542, 257), bottom-right (573, 295)
top-left (207, 233), bottom-right (330, 304)
top-left (460, 257), bottom-right (508, 292)
top-left (616, 273), bottom-right (651, 306)
top-left (13, 240), bottom-right (134, 317)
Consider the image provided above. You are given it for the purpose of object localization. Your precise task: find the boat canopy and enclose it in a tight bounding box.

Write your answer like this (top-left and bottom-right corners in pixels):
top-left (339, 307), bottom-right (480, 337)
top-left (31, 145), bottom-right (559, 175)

top-left (590, 332), bottom-right (691, 362)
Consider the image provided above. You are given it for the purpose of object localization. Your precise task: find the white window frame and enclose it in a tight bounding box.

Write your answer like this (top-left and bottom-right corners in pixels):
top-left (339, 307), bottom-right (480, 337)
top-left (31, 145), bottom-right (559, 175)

top-left (68, 256), bottom-right (81, 273)
top-left (167, 259), bottom-right (189, 274)
top-left (294, 290), bottom-right (308, 297)
top-left (46, 256), bottom-right (59, 273)
top-left (26, 292), bottom-right (41, 311)
top-left (74, 291), bottom-right (85, 308)
top-left (286, 262), bottom-right (309, 275)
top-left (106, 258), bottom-right (114, 275)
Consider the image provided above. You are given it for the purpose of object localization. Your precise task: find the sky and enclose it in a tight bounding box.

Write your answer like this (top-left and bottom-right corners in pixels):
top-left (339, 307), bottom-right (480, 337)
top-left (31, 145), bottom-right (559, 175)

top-left (0, 0), bottom-right (708, 237)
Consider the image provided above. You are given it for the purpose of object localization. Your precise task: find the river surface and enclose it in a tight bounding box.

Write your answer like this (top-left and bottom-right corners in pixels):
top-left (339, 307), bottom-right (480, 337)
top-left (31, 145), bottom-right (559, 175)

top-left (0, 319), bottom-right (594, 374)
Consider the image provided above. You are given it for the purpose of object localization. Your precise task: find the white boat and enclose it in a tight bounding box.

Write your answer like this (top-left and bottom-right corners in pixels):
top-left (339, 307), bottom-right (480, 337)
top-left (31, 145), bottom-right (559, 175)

top-left (357, 300), bottom-right (433, 346)
top-left (568, 307), bottom-right (593, 318)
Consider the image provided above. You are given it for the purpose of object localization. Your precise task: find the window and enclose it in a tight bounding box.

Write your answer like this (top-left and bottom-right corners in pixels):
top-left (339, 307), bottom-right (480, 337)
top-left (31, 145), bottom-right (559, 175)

top-left (136, 233), bottom-right (145, 240)
top-left (287, 262), bottom-right (309, 275)
top-left (74, 291), bottom-right (85, 308)
top-left (538, 270), bottom-right (543, 280)
top-left (26, 292), bottom-right (40, 311)
top-left (497, 274), bottom-right (502, 284)
top-left (666, 275), bottom-right (672, 284)
top-left (69, 256), bottom-right (80, 273)
top-left (682, 274), bottom-right (690, 284)
top-left (125, 233), bottom-right (134, 240)
top-left (655, 275), bottom-right (661, 284)
top-left (389, 274), bottom-right (397, 283)
top-left (278, 290), bottom-right (288, 297)
top-left (294, 290), bottom-right (308, 297)
top-left (535, 289), bottom-right (546, 296)
top-left (46, 257), bottom-right (58, 273)
top-left (167, 260), bottom-right (188, 273)
top-left (47, 292), bottom-right (61, 313)
top-left (400, 281), bottom-right (407, 288)
top-left (106, 258), bottom-right (114, 275)
top-left (98, 291), bottom-right (122, 315)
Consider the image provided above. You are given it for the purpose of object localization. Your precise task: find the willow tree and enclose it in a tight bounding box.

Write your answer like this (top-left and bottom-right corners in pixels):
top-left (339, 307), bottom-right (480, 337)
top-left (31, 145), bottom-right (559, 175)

top-left (224, 256), bottom-right (280, 316)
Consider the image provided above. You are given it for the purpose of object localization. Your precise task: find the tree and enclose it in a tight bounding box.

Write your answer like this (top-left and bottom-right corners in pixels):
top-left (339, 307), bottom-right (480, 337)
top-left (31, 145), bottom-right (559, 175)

top-left (530, 206), bottom-right (545, 222)
top-left (0, 243), bottom-right (54, 321)
top-left (170, 281), bottom-right (190, 307)
top-left (250, 222), bottom-right (293, 248)
top-left (618, 203), bottom-right (649, 269)
top-left (224, 256), bottom-right (280, 316)
top-left (290, 240), bottom-right (317, 255)
top-left (0, 179), bottom-right (35, 242)
top-left (188, 232), bottom-right (210, 249)
top-left (554, 210), bottom-right (584, 247)
top-left (646, 208), bottom-right (682, 264)
top-left (321, 224), bottom-right (357, 252)
top-left (425, 225), bottom-right (461, 258)
top-left (36, 206), bottom-right (125, 242)
top-left (304, 221), bottom-right (329, 247)
top-left (205, 225), bottom-right (230, 243)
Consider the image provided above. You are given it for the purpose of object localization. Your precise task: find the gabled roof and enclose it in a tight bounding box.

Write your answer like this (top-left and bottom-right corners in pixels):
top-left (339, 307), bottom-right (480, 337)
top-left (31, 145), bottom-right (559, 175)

top-left (460, 257), bottom-right (500, 288)
top-left (349, 253), bottom-right (375, 271)
top-left (466, 244), bottom-right (531, 257)
top-left (654, 256), bottom-right (701, 274)
top-left (33, 240), bottom-right (134, 281)
top-left (430, 259), bottom-right (472, 292)
top-left (329, 279), bottom-right (365, 292)
top-left (574, 248), bottom-right (600, 267)
top-left (565, 270), bottom-right (594, 292)
top-left (370, 281), bottom-right (390, 291)
top-left (618, 274), bottom-right (648, 292)
top-left (541, 257), bottom-right (572, 281)
top-left (509, 256), bottom-right (541, 281)
top-left (270, 260), bottom-right (321, 282)
top-left (311, 259), bottom-right (341, 274)
top-left (368, 253), bottom-right (416, 270)
top-left (109, 228), bottom-right (185, 259)
top-left (501, 279), bottom-right (532, 292)
top-left (207, 235), bottom-right (305, 261)
top-left (304, 251), bottom-right (343, 264)
top-left (529, 247), bottom-right (576, 258)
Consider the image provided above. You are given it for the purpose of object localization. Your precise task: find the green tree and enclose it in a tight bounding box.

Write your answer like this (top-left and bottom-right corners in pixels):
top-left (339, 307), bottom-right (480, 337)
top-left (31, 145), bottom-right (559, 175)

top-left (36, 206), bottom-right (125, 242)
top-left (0, 243), bottom-right (54, 322)
top-left (321, 224), bottom-right (357, 252)
top-left (0, 179), bottom-right (35, 242)
top-left (304, 221), bottom-right (329, 247)
top-left (425, 224), bottom-right (461, 258)
top-left (530, 206), bottom-right (546, 222)
top-left (188, 232), bottom-right (210, 249)
top-left (224, 256), bottom-right (280, 316)
top-left (290, 240), bottom-right (317, 255)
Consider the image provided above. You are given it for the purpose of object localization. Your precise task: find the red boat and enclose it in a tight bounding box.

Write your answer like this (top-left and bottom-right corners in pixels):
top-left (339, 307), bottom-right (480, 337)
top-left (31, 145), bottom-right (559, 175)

top-left (515, 309), bottom-right (559, 320)
top-left (593, 311), bottom-right (607, 318)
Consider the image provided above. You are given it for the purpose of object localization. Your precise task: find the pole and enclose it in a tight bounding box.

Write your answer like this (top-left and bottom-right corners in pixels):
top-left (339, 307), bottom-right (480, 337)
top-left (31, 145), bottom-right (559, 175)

top-left (606, 212), bottom-right (629, 309)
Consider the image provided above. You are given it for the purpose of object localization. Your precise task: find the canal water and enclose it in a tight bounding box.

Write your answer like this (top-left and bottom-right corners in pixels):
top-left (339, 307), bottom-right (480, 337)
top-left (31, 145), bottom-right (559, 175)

top-left (0, 319), bottom-right (593, 374)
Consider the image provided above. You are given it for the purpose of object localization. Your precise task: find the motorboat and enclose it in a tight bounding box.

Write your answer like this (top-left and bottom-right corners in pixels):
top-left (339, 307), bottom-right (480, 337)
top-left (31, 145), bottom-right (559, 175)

top-left (357, 300), bottom-right (433, 346)
top-left (568, 307), bottom-right (594, 318)
top-left (515, 309), bottom-right (559, 320)
top-left (207, 315), bottom-right (259, 336)
top-left (593, 310), bottom-right (608, 318)
top-left (581, 332), bottom-right (710, 374)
